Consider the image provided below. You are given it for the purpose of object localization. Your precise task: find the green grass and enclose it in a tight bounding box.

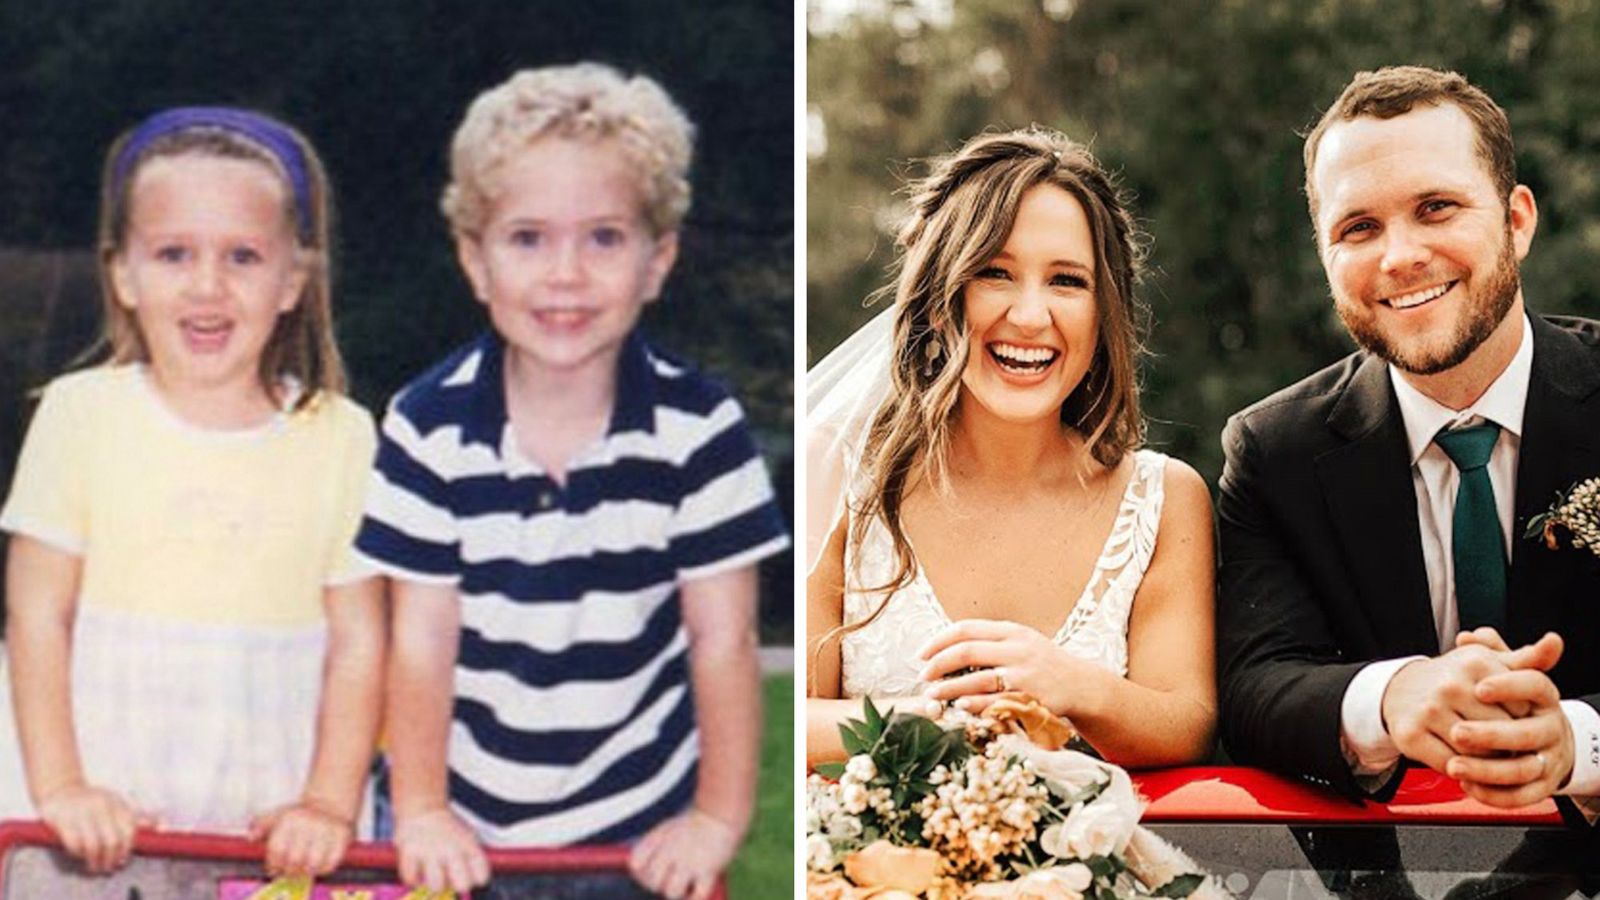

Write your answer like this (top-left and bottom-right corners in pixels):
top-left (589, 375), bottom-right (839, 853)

top-left (728, 674), bottom-right (793, 898)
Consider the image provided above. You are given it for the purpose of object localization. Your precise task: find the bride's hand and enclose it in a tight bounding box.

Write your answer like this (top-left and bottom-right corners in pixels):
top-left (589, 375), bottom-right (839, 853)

top-left (915, 619), bottom-right (1096, 716)
top-left (865, 695), bottom-right (942, 719)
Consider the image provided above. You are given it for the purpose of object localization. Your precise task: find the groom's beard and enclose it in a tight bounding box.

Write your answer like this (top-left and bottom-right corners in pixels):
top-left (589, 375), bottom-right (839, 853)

top-left (1333, 225), bottom-right (1520, 376)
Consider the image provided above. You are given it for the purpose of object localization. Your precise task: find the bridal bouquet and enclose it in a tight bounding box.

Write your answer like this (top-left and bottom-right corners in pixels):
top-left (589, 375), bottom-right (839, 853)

top-left (806, 698), bottom-right (1222, 899)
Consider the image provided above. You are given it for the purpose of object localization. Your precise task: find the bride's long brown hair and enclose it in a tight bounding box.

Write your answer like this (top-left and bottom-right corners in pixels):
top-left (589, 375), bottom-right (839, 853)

top-left (821, 128), bottom-right (1150, 665)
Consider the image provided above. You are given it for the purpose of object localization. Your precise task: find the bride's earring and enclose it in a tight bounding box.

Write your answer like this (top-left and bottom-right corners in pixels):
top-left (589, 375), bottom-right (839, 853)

top-left (922, 338), bottom-right (943, 377)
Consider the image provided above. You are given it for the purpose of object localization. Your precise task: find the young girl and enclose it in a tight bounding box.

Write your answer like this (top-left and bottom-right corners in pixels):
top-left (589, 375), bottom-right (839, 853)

top-left (0, 107), bottom-right (383, 877)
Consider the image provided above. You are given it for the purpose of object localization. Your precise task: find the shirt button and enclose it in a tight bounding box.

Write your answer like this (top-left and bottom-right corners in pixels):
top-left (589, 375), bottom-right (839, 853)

top-left (537, 490), bottom-right (555, 510)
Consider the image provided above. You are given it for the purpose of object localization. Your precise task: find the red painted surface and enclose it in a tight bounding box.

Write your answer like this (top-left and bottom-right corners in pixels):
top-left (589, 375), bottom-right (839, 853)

top-left (0, 820), bottom-right (728, 898)
top-left (1131, 767), bottom-right (1563, 825)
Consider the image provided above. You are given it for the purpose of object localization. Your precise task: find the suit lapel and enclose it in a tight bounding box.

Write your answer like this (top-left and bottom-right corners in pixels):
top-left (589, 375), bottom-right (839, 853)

top-left (1507, 316), bottom-right (1600, 645)
top-left (1315, 353), bottom-right (1438, 656)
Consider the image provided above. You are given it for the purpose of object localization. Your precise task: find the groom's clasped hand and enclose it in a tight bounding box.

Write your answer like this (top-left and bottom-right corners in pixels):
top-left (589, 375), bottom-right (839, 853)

top-left (1394, 629), bottom-right (1575, 807)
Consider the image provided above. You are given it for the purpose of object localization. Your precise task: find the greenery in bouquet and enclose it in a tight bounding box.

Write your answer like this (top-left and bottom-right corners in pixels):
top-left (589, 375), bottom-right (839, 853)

top-left (806, 697), bottom-right (1212, 899)
top-left (1526, 477), bottom-right (1600, 557)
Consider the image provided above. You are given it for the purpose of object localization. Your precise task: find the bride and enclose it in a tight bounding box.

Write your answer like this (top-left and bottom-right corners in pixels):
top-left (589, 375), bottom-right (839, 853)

top-left (806, 128), bottom-right (1216, 770)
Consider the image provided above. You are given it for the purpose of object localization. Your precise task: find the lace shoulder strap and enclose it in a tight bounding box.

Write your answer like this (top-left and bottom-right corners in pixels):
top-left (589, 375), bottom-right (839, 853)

top-left (1108, 449), bottom-right (1167, 581)
top-left (1056, 449), bottom-right (1168, 646)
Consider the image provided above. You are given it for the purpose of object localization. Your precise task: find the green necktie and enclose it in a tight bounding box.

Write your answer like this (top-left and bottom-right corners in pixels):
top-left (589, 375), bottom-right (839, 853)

top-left (1434, 423), bottom-right (1506, 632)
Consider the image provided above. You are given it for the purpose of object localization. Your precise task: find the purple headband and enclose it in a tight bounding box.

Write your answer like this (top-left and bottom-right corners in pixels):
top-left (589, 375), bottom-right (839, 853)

top-left (112, 106), bottom-right (314, 239)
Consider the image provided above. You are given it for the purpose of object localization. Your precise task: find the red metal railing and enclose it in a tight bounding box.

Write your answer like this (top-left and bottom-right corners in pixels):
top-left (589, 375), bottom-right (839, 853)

top-left (1133, 766), bottom-right (1564, 825)
top-left (0, 820), bottom-right (727, 898)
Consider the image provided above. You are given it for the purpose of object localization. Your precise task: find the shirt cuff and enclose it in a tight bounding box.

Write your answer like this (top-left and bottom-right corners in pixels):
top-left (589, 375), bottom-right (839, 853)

top-left (351, 549), bottom-right (461, 587)
top-left (1340, 656), bottom-right (1426, 777)
top-left (676, 534), bottom-right (790, 584)
top-left (1557, 700), bottom-right (1600, 797)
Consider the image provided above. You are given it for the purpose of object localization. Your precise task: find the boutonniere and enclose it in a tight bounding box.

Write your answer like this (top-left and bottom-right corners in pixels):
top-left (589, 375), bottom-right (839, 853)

top-left (1524, 477), bottom-right (1600, 557)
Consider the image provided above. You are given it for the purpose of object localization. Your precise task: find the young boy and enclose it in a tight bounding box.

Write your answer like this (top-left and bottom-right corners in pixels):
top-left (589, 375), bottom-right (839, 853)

top-left (356, 64), bottom-right (788, 898)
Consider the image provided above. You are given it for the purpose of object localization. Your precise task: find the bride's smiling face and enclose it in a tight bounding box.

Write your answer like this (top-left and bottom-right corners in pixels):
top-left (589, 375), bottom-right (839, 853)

top-left (959, 182), bottom-right (1100, 425)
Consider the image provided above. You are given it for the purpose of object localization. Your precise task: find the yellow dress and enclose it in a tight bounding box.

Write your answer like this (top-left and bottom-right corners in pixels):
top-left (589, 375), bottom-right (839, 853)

top-left (0, 366), bottom-right (374, 830)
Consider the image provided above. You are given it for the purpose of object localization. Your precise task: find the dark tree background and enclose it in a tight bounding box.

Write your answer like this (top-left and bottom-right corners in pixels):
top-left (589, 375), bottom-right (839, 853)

top-left (0, 0), bottom-right (795, 641)
top-left (808, 0), bottom-right (1600, 487)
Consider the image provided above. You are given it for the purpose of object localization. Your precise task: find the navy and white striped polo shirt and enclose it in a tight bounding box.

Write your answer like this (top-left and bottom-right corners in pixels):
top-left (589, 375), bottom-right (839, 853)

top-left (355, 329), bottom-right (788, 845)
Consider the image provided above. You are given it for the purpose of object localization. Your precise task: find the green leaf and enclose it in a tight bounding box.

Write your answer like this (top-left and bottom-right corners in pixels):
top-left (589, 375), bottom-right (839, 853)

top-left (1152, 873), bottom-right (1206, 897)
top-left (900, 811), bottom-right (925, 842)
top-left (930, 728), bottom-right (972, 768)
top-left (1067, 779), bottom-right (1107, 807)
top-left (1086, 855), bottom-right (1115, 879)
top-left (840, 725), bottom-right (866, 757)
top-left (864, 696), bottom-right (885, 732)
top-left (815, 762), bottom-right (844, 779)
top-left (908, 721), bottom-right (930, 756)
top-left (863, 717), bottom-right (886, 744)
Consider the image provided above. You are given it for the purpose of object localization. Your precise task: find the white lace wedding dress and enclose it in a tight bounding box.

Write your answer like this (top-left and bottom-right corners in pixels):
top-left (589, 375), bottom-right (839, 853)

top-left (839, 449), bottom-right (1168, 699)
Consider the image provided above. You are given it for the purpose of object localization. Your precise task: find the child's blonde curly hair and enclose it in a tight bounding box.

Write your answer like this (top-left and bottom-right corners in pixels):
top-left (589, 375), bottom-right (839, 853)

top-left (442, 62), bottom-right (695, 237)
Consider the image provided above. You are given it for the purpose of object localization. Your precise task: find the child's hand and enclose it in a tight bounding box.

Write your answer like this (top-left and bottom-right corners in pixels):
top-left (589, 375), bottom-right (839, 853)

top-left (250, 799), bottom-right (354, 877)
top-left (628, 807), bottom-right (741, 900)
top-left (37, 782), bottom-right (146, 873)
top-left (394, 807), bottom-right (490, 894)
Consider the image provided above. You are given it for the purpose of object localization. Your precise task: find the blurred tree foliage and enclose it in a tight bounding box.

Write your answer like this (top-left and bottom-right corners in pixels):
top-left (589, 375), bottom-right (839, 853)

top-left (808, 0), bottom-right (1600, 485)
top-left (0, 0), bottom-right (794, 638)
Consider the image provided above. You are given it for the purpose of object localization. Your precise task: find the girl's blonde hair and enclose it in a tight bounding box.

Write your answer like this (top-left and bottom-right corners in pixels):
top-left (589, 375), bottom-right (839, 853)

top-left (441, 62), bottom-right (695, 237)
top-left (94, 111), bottom-right (344, 409)
top-left (849, 127), bottom-right (1149, 625)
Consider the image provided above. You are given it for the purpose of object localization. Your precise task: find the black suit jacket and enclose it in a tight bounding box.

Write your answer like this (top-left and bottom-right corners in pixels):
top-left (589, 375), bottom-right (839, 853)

top-left (1217, 314), bottom-right (1600, 796)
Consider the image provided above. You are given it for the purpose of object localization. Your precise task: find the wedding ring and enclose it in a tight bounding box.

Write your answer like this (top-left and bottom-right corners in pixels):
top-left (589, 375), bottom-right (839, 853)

top-left (1536, 752), bottom-right (1549, 777)
top-left (994, 668), bottom-right (1009, 693)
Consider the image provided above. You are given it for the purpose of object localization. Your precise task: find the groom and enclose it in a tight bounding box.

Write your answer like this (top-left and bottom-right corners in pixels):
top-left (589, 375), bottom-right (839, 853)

top-left (1217, 65), bottom-right (1600, 812)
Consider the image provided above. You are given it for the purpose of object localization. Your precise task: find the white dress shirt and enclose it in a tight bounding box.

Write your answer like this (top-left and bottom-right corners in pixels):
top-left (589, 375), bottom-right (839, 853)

top-left (1339, 314), bottom-right (1600, 797)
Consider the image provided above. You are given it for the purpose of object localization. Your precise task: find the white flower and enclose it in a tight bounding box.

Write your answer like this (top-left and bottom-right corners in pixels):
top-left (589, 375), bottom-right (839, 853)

top-left (1011, 868), bottom-right (1087, 900)
top-left (806, 775), bottom-right (843, 832)
top-left (807, 834), bottom-right (837, 872)
top-left (844, 754), bottom-right (877, 783)
top-left (1059, 800), bottom-right (1129, 859)
top-left (830, 813), bottom-right (863, 840)
top-left (841, 782), bottom-right (870, 814)
top-left (996, 736), bottom-right (1107, 794)
top-left (1053, 862), bottom-right (1094, 891)
top-left (1039, 823), bottom-right (1070, 859)
top-left (998, 736), bottom-right (1143, 858)
top-left (1002, 798), bottom-right (1032, 828)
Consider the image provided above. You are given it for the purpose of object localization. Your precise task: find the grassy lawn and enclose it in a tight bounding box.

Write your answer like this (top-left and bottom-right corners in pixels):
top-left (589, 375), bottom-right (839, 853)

top-left (728, 673), bottom-right (793, 897)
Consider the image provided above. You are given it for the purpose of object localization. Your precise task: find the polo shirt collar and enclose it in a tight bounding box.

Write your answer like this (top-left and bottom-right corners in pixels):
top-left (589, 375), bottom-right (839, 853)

top-left (458, 329), bottom-right (659, 452)
top-left (461, 330), bottom-right (507, 451)
top-left (609, 329), bottom-right (659, 436)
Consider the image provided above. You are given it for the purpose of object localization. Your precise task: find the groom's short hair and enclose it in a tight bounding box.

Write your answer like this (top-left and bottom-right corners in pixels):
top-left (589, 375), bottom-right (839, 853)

top-left (1303, 66), bottom-right (1516, 219)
